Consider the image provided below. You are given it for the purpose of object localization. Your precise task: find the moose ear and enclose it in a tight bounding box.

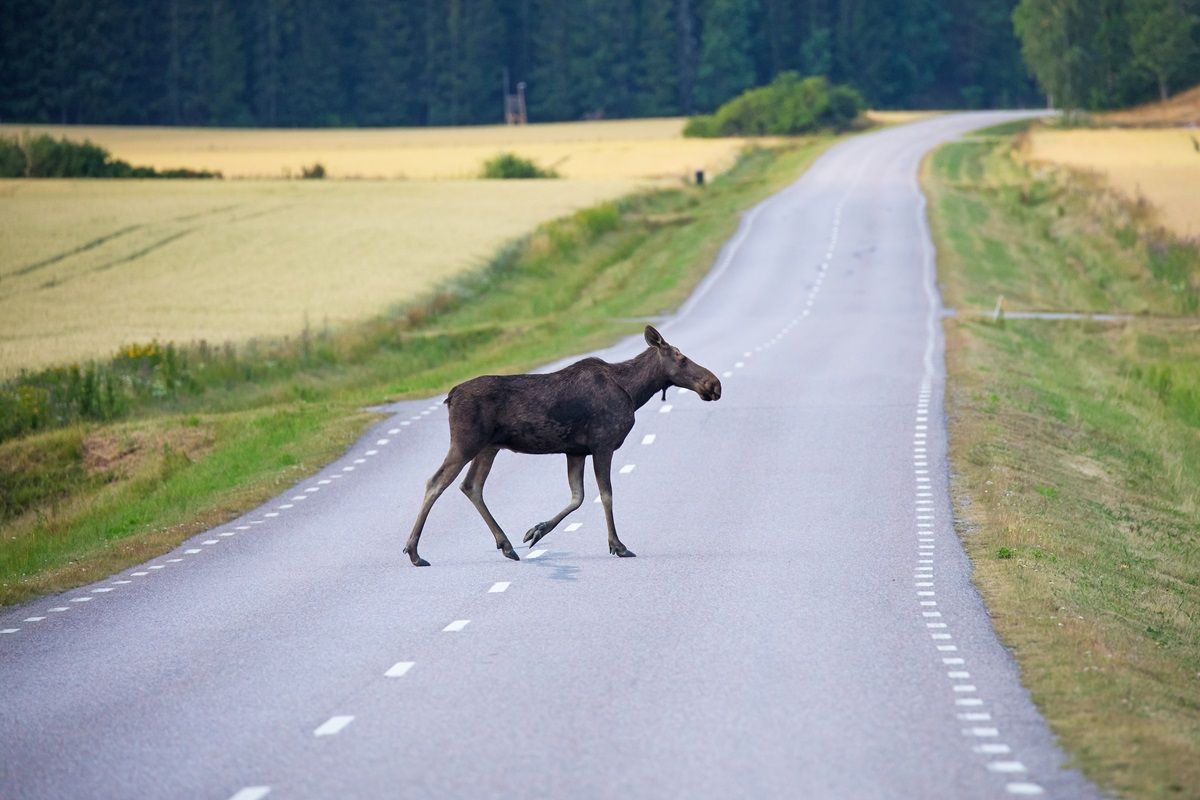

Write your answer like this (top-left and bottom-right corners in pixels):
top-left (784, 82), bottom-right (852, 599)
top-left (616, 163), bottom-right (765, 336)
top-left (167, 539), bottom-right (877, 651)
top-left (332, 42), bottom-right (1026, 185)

top-left (644, 325), bottom-right (668, 349)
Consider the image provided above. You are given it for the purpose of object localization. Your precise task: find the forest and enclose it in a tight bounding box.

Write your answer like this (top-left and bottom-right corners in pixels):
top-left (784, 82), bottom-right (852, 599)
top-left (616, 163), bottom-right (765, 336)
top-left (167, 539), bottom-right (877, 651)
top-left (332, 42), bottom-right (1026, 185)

top-left (1, 0), bottom-right (1036, 127)
top-left (0, 1), bottom-right (1197, 129)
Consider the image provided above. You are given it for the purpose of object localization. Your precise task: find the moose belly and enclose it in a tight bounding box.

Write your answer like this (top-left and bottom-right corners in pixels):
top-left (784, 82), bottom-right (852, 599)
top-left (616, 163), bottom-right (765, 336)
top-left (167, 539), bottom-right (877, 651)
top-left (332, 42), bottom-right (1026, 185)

top-left (494, 419), bottom-right (591, 455)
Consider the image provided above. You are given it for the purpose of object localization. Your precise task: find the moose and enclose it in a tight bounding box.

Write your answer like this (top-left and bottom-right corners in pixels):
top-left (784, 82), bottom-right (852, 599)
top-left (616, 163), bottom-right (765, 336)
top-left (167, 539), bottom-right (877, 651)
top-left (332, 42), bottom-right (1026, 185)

top-left (403, 325), bottom-right (722, 566)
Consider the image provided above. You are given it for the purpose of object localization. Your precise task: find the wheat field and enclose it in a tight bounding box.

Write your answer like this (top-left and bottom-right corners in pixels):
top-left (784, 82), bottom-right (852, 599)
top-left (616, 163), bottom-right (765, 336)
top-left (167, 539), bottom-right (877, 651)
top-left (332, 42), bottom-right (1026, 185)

top-left (0, 118), bottom-right (747, 181)
top-left (0, 178), bottom-right (639, 375)
top-left (0, 118), bottom-right (759, 375)
top-left (1026, 128), bottom-right (1200, 239)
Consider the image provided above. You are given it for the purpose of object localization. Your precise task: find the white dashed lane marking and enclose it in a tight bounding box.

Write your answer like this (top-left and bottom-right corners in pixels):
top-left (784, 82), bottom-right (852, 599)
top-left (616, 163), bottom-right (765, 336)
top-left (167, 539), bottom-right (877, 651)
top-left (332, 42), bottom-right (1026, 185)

top-left (641, 434), bottom-right (656, 445)
top-left (442, 620), bottom-right (470, 632)
top-left (385, 662), bottom-right (415, 678)
top-left (1006, 782), bottom-right (1045, 795)
top-left (313, 716), bottom-right (355, 737)
top-left (619, 464), bottom-right (636, 474)
top-left (228, 788), bottom-right (271, 800)
top-left (488, 582), bottom-right (510, 593)
top-left (565, 522), bottom-right (582, 532)
top-left (527, 549), bottom-right (548, 560)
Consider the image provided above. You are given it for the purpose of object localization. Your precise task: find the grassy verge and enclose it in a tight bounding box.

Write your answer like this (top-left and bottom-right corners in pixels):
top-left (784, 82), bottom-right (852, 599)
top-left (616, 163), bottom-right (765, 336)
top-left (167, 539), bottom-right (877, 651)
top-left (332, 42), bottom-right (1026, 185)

top-left (926, 125), bottom-right (1199, 798)
top-left (0, 137), bottom-right (834, 607)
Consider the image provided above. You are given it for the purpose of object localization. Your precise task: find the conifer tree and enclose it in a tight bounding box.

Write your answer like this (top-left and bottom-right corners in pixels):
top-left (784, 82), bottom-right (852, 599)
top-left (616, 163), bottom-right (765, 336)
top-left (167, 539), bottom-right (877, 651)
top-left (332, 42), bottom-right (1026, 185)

top-left (695, 0), bottom-right (756, 110)
top-left (635, 0), bottom-right (680, 115)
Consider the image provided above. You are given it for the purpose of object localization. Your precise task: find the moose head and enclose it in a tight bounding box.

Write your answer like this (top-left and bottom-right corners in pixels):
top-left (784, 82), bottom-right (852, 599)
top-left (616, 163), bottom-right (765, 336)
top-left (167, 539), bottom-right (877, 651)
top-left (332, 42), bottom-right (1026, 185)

top-left (643, 325), bottom-right (722, 402)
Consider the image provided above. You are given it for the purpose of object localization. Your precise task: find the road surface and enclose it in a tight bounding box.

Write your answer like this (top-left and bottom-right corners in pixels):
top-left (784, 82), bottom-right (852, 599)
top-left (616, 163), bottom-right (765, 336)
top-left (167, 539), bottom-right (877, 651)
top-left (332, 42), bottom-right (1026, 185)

top-left (0, 113), bottom-right (1100, 799)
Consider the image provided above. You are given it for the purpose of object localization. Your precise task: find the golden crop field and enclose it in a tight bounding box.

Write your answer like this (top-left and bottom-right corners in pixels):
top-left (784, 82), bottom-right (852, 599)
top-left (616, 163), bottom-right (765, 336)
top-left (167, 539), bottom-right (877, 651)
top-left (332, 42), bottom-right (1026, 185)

top-left (1100, 84), bottom-right (1200, 127)
top-left (865, 110), bottom-right (942, 126)
top-left (1025, 128), bottom-right (1200, 239)
top-left (0, 118), bottom-right (747, 181)
top-left (0, 118), bottom-right (756, 375)
top-left (0, 177), bottom-right (638, 375)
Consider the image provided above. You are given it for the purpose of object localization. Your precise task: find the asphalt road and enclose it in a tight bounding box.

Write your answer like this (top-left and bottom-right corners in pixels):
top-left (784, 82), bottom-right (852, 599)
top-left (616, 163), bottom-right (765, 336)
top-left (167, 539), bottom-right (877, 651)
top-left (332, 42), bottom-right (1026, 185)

top-left (0, 113), bottom-right (1102, 799)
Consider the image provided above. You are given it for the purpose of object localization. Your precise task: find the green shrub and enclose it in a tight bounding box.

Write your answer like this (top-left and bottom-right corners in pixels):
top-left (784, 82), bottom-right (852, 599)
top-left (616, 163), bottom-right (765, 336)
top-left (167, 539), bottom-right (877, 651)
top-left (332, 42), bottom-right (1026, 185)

top-left (0, 137), bottom-right (27, 176)
top-left (0, 133), bottom-right (220, 179)
top-left (481, 152), bottom-right (557, 179)
top-left (577, 202), bottom-right (620, 238)
top-left (684, 73), bottom-right (865, 137)
top-left (682, 115), bottom-right (719, 137)
top-left (301, 162), bottom-right (326, 179)
top-left (826, 84), bottom-right (866, 130)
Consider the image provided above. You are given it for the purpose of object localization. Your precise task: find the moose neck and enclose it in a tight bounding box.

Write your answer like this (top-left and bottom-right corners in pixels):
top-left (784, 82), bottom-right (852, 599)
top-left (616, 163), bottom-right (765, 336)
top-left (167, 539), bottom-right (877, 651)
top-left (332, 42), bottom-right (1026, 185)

top-left (611, 348), bottom-right (670, 409)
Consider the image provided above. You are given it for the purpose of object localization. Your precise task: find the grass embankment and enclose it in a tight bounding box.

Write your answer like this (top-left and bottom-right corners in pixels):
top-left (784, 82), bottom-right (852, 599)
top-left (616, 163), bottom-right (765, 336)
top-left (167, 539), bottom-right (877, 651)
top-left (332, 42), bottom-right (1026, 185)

top-left (925, 125), bottom-right (1199, 798)
top-left (0, 137), bottom-right (834, 607)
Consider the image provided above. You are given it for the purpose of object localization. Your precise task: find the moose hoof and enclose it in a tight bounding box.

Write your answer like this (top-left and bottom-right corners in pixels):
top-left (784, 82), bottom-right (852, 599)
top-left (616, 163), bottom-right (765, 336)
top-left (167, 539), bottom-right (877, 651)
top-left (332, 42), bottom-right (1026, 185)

top-left (499, 542), bottom-right (521, 561)
top-left (523, 522), bottom-right (549, 544)
top-left (403, 547), bottom-right (430, 567)
top-left (609, 545), bottom-right (637, 558)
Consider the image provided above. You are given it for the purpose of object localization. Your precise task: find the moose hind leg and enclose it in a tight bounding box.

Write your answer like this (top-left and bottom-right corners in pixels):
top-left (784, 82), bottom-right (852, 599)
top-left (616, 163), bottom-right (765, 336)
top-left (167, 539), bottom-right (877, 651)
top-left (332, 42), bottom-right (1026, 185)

top-left (459, 447), bottom-right (519, 561)
top-left (524, 454), bottom-right (586, 547)
top-left (404, 449), bottom-right (471, 566)
top-left (593, 450), bottom-right (635, 558)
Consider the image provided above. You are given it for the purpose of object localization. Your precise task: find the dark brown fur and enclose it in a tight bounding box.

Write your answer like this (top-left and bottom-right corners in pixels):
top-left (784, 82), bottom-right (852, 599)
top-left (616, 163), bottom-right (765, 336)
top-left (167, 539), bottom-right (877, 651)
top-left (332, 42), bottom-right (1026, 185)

top-left (403, 326), bottom-right (721, 566)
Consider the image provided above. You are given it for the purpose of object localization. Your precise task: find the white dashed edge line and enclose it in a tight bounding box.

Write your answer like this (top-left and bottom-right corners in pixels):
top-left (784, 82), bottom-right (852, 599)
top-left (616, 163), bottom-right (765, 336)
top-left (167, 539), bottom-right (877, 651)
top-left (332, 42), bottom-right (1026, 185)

top-left (911, 153), bottom-right (1045, 796)
top-left (0, 405), bottom-right (443, 639)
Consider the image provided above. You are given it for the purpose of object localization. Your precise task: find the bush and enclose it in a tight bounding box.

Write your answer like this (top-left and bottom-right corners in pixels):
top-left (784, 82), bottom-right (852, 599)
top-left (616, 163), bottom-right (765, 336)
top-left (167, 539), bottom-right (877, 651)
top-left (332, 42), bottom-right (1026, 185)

top-left (681, 116), bottom-right (719, 137)
top-left (0, 137), bottom-right (28, 177)
top-left (301, 162), bottom-right (326, 179)
top-left (825, 84), bottom-right (865, 130)
top-left (684, 73), bottom-right (865, 137)
top-left (481, 152), bottom-right (557, 179)
top-left (24, 134), bottom-right (112, 176)
top-left (0, 133), bottom-right (220, 179)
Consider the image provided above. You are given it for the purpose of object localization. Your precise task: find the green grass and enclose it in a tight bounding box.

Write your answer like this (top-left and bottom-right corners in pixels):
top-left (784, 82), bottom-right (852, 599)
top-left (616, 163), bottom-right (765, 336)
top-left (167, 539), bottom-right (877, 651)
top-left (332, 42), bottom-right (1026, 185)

top-left (928, 127), bottom-right (1198, 316)
top-left (0, 137), bottom-right (835, 607)
top-left (926, 131), bottom-right (1200, 798)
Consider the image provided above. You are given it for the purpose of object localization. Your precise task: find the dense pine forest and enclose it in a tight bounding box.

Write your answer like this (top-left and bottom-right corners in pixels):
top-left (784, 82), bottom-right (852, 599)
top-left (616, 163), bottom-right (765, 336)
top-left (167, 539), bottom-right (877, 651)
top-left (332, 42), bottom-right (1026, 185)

top-left (1, 0), bottom-right (1038, 127)
top-left (1, 1), bottom-right (1197, 128)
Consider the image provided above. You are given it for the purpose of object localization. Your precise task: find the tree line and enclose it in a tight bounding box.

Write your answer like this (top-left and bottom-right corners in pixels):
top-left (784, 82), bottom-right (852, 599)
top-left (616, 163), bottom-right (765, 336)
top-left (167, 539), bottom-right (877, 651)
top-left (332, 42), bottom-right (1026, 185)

top-left (1, 0), bottom-right (1041, 128)
top-left (1013, 0), bottom-right (1200, 110)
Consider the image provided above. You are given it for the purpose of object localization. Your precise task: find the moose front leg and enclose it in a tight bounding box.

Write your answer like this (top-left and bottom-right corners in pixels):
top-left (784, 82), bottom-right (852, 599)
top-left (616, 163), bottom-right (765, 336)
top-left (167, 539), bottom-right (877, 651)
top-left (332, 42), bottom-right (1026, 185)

top-left (524, 454), bottom-right (586, 547)
top-left (592, 449), bottom-right (635, 557)
top-left (404, 448), bottom-right (472, 567)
